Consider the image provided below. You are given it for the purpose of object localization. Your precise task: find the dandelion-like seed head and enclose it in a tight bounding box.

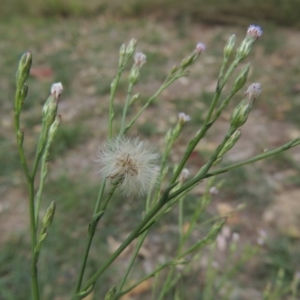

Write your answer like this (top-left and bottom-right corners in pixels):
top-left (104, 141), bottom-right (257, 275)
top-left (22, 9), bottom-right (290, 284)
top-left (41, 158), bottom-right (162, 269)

top-left (97, 137), bottom-right (159, 197)
top-left (134, 52), bottom-right (147, 67)
top-left (247, 25), bottom-right (263, 39)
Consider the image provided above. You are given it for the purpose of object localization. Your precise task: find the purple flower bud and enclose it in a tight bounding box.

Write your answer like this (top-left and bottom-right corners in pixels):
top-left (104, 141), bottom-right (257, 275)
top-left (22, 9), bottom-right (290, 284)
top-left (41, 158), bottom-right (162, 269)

top-left (247, 25), bottom-right (263, 39)
top-left (134, 52), bottom-right (147, 67)
top-left (195, 42), bottom-right (206, 54)
top-left (246, 83), bottom-right (261, 102)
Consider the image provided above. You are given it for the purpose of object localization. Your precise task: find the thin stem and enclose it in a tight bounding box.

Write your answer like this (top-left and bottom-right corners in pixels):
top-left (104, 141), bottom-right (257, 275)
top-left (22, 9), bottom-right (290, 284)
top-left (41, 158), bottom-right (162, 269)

top-left (204, 138), bottom-right (300, 178)
top-left (170, 58), bottom-right (241, 184)
top-left (109, 57), bottom-right (130, 138)
top-left (114, 233), bottom-right (148, 299)
top-left (117, 261), bottom-right (173, 298)
top-left (75, 180), bottom-right (114, 293)
top-left (119, 82), bottom-right (134, 136)
top-left (178, 198), bottom-right (184, 241)
top-left (170, 137), bottom-right (300, 202)
top-left (14, 100), bottom-right (39, 300)
top-left (29, 179), bottom-right (40, 300)
top-left (123, 73), bottom-right (185, 135)
top-left (76, 184), bottom-right (177, 296)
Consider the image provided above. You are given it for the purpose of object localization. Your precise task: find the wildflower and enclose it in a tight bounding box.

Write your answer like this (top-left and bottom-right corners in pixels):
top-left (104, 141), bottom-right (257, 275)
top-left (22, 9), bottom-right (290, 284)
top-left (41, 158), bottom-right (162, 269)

top-left (97, 136), bottom-right (159, 197)
top-left (195, 42), bottom-right (206, 54)
top-left (236, 25), bottom-right (262, 60)
top-left (51, 82), bottom-right (63, 100)
top-left (178, 112), bottom-right (191, 124)
top-left (134, 52), bottom-right (147, 68)
top-left (246, 82), bottom-right (261, 103)
top-left (247, 25), bottom-right (263, 39)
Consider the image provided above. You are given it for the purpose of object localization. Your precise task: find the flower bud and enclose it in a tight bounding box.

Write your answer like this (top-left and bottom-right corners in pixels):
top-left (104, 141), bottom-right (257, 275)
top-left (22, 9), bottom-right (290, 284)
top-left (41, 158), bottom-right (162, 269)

top-left (246, 82), bottom-right (261, 103)
top-left (126, 38), bottom-right (137, 57)
top-left (224, 34), bottom-right (236, 60)
top-left (129, 93), bottom-right (140, 105)
top-left (195, 42), bottom-right (206, 54)
top-left (230, 98), bottom-right (251, 130)
top-left (104, 285), bottom-right (116, 300)
top-left (178, 112), bottom-right (191, 125)
top-left (50, 82), bottom-right (63, 100)
top-left (42, 82), bottom-right (63, 126)
top-left (129, 65), bottom-right (140, 85)
top-left (118, 43), bottom-right (126, 66)
top-left (236, 25), bottom-right (263, 61)
top-left (16, 51), bottom-right (32, 89)
top-left (42, 201), bottom-right (56, 229)
top-left (232, 63), bottom-right (250, 93)
top-left (48, 115), bottom-right (61, 143)
top-left (134, 52), bottom-right (146, 67)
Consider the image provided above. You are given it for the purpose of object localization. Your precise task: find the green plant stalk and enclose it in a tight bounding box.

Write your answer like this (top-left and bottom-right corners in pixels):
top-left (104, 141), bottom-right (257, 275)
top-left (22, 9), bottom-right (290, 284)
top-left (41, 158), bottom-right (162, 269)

top-left (123, 72), bottom-right (186, 135)
top-left (114, 176), bottom-right (156, 298)
top-left (113, 232), bottom-right (148, 300)
top-left (170, 137), bottom-right (300, 201)
top-left (34, 136), bottom-right (54, 225)
top-left (14, 99), bottom-right (40, 300)
top-left (178, 198), bottom-right (184, 241)
top-left (170, 57), bottom-right (241, 184)
top-left (203, 244), bottom-right (217, 300)
top-left (109, 57), bottom-right (130, 138)
top-left (117, 260), bottom-right (174, 298)
top-left (75, 180), bottom-right (115, 294)
top-left (75, 183), bottom-right (177, 296)
top-left (119, 82), bottom-right (134, 135)
top-left (179, 190), bottom-right (211, 250)
top-left (216, 245), bottom-right (258, 292)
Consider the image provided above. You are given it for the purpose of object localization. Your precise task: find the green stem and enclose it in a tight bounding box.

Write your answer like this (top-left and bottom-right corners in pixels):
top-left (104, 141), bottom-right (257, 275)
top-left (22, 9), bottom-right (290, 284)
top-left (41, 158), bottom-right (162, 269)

top-left (74, 180), bottom-right (112, 294)
top-left (75, 184), bottom-right (177, 296)
top-left (14, 104), bottom-right (39, 300)
top-left (119, 82), bottom-right (134, 136)
top-left (170, 137), bottom-right (300, 202)
top-left (109, 57), bottom-right (130, 139)
top-left (114, 233), bottom-right (148, 299)
top-left (204, 137), bottom-right (300, 179)
top-left (170, 58), bottom-right (241, 184)
top-left (123, 73), bottom-right (185, 135)
top-left (117, 261), bottom-right (173, 298)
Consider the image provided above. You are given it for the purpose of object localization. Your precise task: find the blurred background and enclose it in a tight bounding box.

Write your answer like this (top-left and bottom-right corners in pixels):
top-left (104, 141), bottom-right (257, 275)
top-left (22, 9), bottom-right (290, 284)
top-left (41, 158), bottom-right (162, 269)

top-left (1, 0), bottom-right (300, 299)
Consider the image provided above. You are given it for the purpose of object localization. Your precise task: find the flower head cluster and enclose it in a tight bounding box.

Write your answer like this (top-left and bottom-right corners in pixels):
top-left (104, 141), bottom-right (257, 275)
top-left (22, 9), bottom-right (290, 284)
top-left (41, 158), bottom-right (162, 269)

top-left (97, 137), bottom-right (159, 197)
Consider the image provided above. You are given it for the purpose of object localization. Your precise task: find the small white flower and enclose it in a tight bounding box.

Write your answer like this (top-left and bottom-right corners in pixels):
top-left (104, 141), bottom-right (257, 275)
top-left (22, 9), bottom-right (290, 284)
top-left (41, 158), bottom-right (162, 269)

top-left (51, 82), bottom-right (63, 99)
top-left (178, 112), bottom-right (191, 124)
top-left (195, 42), bottom-right (206, 54)
top-left (246, 83), bottom-right (261, 101)
top-left (247, 25), bottom-right (263, 39)
top-left (134, 52), bottom-right (147, 67)
top-left (97, 136), bottom-right (159, 197)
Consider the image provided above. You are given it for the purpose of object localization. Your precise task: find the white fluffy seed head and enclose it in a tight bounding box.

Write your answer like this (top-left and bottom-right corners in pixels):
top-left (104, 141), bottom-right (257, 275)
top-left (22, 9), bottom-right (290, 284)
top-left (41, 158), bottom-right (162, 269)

top-left (97, 136), bottom-right (159, 197)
